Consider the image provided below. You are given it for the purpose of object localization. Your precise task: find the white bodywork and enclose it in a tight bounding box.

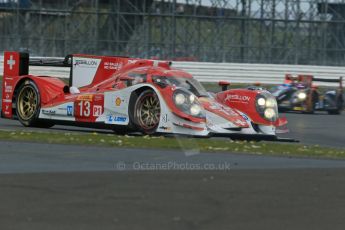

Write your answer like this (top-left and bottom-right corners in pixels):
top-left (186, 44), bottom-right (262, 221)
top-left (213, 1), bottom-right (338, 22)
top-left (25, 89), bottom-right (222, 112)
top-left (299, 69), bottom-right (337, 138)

top-left (39, 83), bottom-right (276, 137)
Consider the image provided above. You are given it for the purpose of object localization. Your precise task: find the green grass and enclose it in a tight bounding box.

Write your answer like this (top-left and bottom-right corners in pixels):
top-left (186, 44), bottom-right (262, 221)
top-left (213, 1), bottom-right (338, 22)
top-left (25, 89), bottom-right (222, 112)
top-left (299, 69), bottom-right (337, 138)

top-left (0, 129), bottom-right (344, 159)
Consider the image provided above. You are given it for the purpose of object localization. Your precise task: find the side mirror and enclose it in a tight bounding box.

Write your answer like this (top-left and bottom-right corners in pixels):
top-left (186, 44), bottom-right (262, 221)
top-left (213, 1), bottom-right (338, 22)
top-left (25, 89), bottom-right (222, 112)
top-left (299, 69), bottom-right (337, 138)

top-left (218, 81), bottom-right (230, 91)
top-left (70, 86), bottom-right (80, 94)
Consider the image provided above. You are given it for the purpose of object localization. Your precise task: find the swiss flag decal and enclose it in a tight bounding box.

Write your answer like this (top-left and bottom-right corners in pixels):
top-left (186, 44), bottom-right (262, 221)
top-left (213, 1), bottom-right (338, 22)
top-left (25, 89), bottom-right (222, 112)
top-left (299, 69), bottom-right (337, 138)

top-left (3, 51), bottom-right (20, 77)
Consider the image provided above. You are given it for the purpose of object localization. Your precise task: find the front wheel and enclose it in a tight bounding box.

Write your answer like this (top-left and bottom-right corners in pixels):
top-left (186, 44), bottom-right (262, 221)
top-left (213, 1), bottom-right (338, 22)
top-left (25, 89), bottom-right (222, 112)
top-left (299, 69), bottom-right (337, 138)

top-left (16, 81), bottom-right (54, 128)
top-left (133, 89), bottom-right (161, 135)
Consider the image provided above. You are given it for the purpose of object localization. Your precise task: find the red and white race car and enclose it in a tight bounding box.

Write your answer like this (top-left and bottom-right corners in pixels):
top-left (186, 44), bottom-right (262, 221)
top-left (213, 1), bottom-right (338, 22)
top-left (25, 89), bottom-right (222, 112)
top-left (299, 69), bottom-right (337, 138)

top-left (1, 51), bottom-right (289, 141)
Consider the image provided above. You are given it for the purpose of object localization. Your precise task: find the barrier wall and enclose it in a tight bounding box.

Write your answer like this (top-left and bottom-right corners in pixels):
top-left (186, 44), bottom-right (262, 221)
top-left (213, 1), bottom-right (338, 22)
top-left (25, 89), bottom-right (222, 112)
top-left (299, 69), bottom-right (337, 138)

top-left (1, 56), bottom-right (344, 86)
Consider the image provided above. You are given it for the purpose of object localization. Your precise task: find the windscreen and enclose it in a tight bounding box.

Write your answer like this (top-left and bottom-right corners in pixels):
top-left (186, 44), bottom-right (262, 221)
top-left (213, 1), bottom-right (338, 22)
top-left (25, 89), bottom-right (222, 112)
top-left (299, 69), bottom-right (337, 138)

top-left (152, 75), bottom-right (208, 97)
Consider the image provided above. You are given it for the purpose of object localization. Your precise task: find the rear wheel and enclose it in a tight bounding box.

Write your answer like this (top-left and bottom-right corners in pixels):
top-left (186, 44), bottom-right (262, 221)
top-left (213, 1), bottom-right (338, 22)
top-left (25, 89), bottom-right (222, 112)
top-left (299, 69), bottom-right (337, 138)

top-left (133, 89), bottom-right (161, 134)
top-left (16, 81), bottom-right (54, 128)
top-left (328, 96), bottom-right (343, 115)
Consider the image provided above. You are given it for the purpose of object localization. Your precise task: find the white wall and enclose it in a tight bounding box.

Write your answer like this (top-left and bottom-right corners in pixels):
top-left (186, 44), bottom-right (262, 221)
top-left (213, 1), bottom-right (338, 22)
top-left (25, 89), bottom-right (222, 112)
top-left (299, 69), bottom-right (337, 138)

top-left (1, 56), bottom-right (344, 86)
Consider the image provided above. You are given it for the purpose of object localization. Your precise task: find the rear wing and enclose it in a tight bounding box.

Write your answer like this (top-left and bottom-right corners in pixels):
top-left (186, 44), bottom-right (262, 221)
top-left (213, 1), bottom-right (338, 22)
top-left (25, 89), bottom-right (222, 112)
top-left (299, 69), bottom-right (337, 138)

top-left (29, 55), bottom-right (72, 67)
top-left (2, 52), bottom-right (129, 88)
top-left (285, 74), bottom-right (343, 89)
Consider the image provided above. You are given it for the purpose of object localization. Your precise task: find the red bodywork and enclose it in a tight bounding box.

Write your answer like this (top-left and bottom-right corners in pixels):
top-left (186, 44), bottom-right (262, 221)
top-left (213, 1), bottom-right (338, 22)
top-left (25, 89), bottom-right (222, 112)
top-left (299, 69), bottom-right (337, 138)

top-left (216, 89), bottom-right (286, 127)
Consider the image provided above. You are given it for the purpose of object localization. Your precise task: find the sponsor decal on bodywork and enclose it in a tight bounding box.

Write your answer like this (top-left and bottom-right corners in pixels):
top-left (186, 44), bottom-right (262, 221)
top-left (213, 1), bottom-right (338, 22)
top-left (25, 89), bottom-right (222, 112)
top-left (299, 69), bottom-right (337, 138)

top-left (39, 102), bottom-right (75, 120)
top-left (93, 105), bottom-right (103, 117)
top-left (225, 94), bottom-right (250, 103)
top-left (104, 62), bottom-right (123, 70)
top-left (162, 114), bottom-right (169, 123)
top-left (4, 81), bottom-right (13, 93)
top-left (67, 105), bottom-right (73, 116)
top-left (77, 94), bottom-right (93, 101)
top-left (106, 114), bottom-right (128, 124)
top-left (42, 109), bottom-right (57, 115)
top-left (199, 97), bottom-right (249, 128)
top-left (74, 59), bottom-right (98, 67)
top-left (115, 97), bottom-right (122, 106)
top-left (209, 103), bottom-right (239, 117)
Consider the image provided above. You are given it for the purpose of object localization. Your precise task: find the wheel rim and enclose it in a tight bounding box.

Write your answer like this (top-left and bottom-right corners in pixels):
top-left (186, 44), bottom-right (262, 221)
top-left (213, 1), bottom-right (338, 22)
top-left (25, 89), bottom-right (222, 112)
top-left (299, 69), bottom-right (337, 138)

top-left (136, 93), bottom-right (160, 131)
top-left (17, 86), bottom-right (38, 120)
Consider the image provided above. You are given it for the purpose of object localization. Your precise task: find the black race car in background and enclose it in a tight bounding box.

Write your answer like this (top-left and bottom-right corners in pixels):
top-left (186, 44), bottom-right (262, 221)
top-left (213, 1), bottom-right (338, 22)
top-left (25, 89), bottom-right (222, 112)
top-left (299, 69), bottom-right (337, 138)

top-left (270, 74), bottom-right (344, 114)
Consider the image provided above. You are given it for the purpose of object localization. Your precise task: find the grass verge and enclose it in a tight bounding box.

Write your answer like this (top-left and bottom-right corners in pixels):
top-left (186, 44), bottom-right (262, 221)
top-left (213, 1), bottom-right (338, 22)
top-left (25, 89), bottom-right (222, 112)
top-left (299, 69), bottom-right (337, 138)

top-left (0, 129), bottom-right (344, 159)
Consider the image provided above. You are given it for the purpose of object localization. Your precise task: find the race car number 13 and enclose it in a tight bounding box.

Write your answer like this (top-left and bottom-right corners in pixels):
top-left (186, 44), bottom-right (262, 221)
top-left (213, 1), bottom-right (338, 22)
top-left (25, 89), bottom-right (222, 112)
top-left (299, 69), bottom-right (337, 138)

top-left (77, 101), bottom-right (91, 117)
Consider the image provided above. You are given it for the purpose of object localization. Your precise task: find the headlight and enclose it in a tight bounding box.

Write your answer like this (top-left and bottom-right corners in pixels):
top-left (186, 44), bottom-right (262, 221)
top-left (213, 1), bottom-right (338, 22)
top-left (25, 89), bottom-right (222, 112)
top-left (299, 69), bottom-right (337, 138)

top-left (264, 108), bottom-right (276, 119)
top-left (174, 93), bottom-right (186, 105)
top-left (256, 94), bottom-right (278, 122)
top-left (190, 104), bottom-right (201, 116)
top-left (189, 94), bottom-right (195, 103)
top-left (265, 97), bottom-right (277, 108)
top-left (297, 92), bottom-right (307, 100)
top-left (257, 98), bottom-right (266, 106)
top-left (173, 89), bottom-right (205, 119)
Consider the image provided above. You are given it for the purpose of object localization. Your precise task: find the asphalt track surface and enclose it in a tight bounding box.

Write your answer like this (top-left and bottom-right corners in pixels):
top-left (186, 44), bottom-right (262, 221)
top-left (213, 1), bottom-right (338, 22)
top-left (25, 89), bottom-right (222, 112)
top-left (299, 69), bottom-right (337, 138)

top-left (1, 102), bottom-right (345, 229)
top-left (0, 141), bottom-right (345, 230)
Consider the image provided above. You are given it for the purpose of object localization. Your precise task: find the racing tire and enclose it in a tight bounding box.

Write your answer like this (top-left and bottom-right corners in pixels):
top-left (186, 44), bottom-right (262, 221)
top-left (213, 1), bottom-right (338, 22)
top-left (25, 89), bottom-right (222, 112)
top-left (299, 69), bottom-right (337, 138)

top-left (328, 96), bottom-right (343, 115)
top-left (133, 89), bottom-right (161, 135)
top-left (15, 80), bottom-right (54, 128)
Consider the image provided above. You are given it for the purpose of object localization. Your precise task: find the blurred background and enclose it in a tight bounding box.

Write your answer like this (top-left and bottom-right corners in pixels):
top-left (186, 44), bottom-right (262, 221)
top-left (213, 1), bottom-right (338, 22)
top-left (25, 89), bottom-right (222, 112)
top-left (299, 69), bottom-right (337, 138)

top-left (1, 0), bottom-right (345, 65)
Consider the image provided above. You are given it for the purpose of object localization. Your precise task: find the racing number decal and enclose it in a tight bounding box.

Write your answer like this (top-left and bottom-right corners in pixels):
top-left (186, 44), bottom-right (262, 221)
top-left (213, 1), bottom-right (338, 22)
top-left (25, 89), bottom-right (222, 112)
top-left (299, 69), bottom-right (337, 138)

top-left (93, 105), bottom-right (102, 116)
top-left (75, 94), bottom-right (94, 118)
top-left (78, 101), bottom-right (91, 117)
top-left (75, 94), bottom-right (103, 122)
